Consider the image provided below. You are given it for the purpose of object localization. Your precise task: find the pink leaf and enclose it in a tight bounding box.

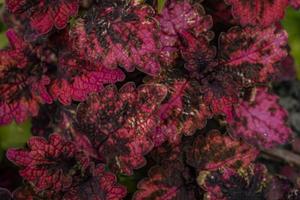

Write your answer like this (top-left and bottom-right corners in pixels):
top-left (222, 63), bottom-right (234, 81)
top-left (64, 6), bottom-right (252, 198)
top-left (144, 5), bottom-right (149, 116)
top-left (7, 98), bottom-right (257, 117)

top-left (228, 87), bottom-right (292, 148)
top-left (289, 0), bottom-right (300, 9)
top-left (5, 0), bottom-right (79, 39)
top-left (218, 26), bottom-right (288, 84)
top-left (225, 0), bottom-right (288, 27)
top-left (185, 130), bottom-right (259, 171)
top-left (158, 0), bottom-right (213, 65)
top-left (70, 2), bottom-right (161, 75)
top-left (76, 83), bottom-right (167, 175)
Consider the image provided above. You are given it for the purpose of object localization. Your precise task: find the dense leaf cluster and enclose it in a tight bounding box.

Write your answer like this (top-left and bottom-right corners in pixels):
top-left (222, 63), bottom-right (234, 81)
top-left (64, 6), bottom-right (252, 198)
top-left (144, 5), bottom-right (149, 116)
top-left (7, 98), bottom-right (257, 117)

top-left (0, 0), bottom-right (299, 199)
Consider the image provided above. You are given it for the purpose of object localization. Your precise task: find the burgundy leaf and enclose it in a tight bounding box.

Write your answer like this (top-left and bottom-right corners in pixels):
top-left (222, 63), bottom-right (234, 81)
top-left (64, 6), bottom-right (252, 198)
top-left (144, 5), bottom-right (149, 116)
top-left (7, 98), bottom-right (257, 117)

top-left (148, 69), bottom-right (213, 146)
top-left (185, 130), bottom-right (259, 171)
top-left (6, 0), bottom-right (79, 39)
top-left (228, 87), bottom-right (292, 148)
top-left (202, 0), bottom-right (238, 28)
top-left (148, 66), bottom-right (242, 146)
top-left (265, 173), bottom-right (300, 200)
top-left (70, 2), bottom-right (161, 75)
top-left (50, 52), bottom-right (125, 105)
top-left (150, 142), bottom-right (183, 165)
top-left (225, 0), bottom-right (288, 27)
top-left (274, 54), bottom-right (296, 82)
top-left (0, 30), bottom-right (53, 125)
top-left (198, 164), bottom-right (269, 200)
top-left (200, 71), bottom-right (241, 121)
top-left (77, 83), bottom-right (167, 175)
top-left (30, 104), bottom-right (61, 137)
top-left (289, 0), bottom-right (300, 9)
top-left (158, 0), bottom-right (213, 65)
top-left (134, 160), bottom-right (201, 200)
top-left (218, 26), bottom-right (288, 85)
top-left (63, 164), bottom-right (127, 200)
top-left (11, 164), bottom-right (126, 200)
top-left (13, 185), bottom-right (46, 200)
top-left (0, 29), bottom-right (27, 68)
top-left (179, 30), bottom-right (216, 73)
top-left (6, 133), bottom-right (90, 193)
top-left (0, 67), bottom-right (52, 125)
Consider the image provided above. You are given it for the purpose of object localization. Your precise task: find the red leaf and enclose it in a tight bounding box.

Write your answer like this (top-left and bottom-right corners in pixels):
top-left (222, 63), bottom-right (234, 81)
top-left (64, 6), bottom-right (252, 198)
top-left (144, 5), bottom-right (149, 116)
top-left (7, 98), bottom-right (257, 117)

top-left (199, 164), bottom-right (269, 200)
top-left (228, 87), bottom-right (292, 148)
top-left (266, 176), bottom-right (300, 200)
top-left (185, 130), bottom-right (259, 171)
top-left (70, 2), bottom-right (161, 75)
top-left (158, 0), bottom-right (213, 65)
top-left (289, 0), bottom-right (300, 9)
top-left (0, 29), bottom-right (27, 68)
top-left (148, 67), bottom-right (241, 146)
top-left (6, 0), bottom-right (79, 39)
top-left (6, 134), bottom-right (90, 193)
top-left (76, 83), bottom-right (167, 175)
top-left (179, 30), bottom-right (216, 73)
top-left (203, 0), bottom-right (238, 27)
top-left (218, 26), bottom-right (288, 85)
top-left (225, 0), bottom-right (288, 27)
top-left (50, 52), bottom-right (125, 105)
top-left (134, 160), bottom-right (200, 200)
top-left (0, 68), bottom-right (52, 125)
top-left (12, 164), bottom-right (127, 200)
top-left (63, 165), bottom-right (127, 200)
top-left (200, 71), bottom-right (240, 121)
top-left (13, 185), bottom-right (43, 200)
top-left (0, 30), bottom-right (53, 124)
top-left (148, 70), bottom-right (213, 146)
top-left (274, 54), bottom-right (296, 82)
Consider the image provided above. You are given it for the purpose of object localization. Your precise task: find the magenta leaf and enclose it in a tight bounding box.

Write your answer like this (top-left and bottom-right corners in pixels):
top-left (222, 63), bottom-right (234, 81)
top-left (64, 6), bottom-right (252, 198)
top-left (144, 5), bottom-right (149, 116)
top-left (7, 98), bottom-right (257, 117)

top-left (50, 52), bottom-right (125, 105)
top-left (148, 66), bottom-right (242, 146)
top-left (158, 0), bottom-right (213, 65)
top-left (0, 65), bottom-right (52, 125)
top-left (266, 176), bottom-right (300, 200)
top-left (289, 0), bottom-right (300, 9)
top-left (199, 164), bottom-right (269, 200)
top-left (274, 54), bottom-right (296, 82)
top-left (0, 29), bottom-right (27, 68)
top-left (200, 71), bottom-right (241, 122)
top-left (6, 0), bottom-right (79, 39)
top-left (13, 185), bottom-right (45, 200)
top-left (225, 0), bottom-right (288, 27)
top-left (0, 29), bottom-right (54, 125)
top-left (203, 0), bottom-right (238, 27)
top-left (148, 71), bottom-right (213, 146)
top-left (198, 164), bottom-right (268, 200)
top-left (6, 133), bottom-right (90, 193)
top-left (63, 164), bottom-right (127, 200)
top-left (185, 130), bottom-right (259, 171)
top-left (228, 87), bottom-right (292, 148)
top-left (76, 83), bottom-right (167, 175)
top-left (218, 26), bottom-right (288, 85)
top-left (133, 160), bottom-right (200, 200)
top-left (179, 30), bottom-right (216, 73)
top-left (12, 164), bottom-right (127, 200)
top-left (70, 2), bottom-right (161, 76)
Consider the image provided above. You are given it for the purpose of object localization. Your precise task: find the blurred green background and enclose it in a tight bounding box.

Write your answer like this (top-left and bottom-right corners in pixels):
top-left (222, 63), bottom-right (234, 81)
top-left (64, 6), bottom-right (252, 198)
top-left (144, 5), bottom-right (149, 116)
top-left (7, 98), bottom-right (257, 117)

top-left (0, 4), bottom-right (299, 161)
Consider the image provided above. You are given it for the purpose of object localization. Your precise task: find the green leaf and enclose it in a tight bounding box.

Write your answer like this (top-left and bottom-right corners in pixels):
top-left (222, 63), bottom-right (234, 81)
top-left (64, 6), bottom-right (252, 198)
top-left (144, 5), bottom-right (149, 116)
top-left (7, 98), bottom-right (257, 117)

top-left (282, 8), bottom-right (300, 79)
top-left (157, 0), bottom-right (167, 13)
top-left (0, 121), bottom-right (32, 150)
top-left (0, 32), bottom-right (8, 48)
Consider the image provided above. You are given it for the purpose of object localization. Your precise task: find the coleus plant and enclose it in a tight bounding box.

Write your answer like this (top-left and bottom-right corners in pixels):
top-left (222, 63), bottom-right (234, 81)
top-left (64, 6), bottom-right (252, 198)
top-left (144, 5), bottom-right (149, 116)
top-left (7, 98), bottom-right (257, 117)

top-left (0, 0), bottom-right (299, 199)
